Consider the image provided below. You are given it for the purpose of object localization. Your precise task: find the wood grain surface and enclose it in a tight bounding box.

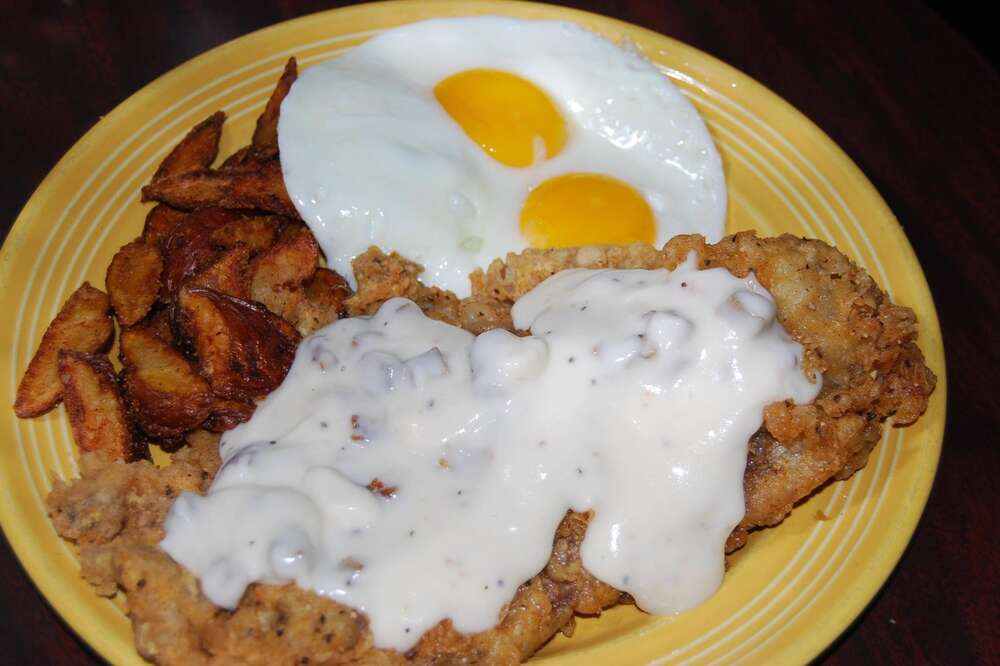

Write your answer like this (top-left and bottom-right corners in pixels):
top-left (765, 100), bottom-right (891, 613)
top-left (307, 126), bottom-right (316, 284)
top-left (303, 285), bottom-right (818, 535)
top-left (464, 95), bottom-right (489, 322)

top-left (1, 1), bottom-right (996, 664)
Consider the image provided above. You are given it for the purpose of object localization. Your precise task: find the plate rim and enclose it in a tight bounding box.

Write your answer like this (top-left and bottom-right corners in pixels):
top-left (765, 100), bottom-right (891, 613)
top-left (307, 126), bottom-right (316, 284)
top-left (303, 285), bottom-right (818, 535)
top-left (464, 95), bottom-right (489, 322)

top-left (0, 2), bottom-right (946, 664)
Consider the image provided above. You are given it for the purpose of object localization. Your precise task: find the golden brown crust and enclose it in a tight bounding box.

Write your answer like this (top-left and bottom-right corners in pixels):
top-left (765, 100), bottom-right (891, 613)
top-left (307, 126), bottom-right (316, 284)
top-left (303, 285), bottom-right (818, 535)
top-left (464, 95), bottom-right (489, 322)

top-left (107, 239), bottom-right (164, 326)
top-left (209, 215), bottom-right (283, 254)
top-left (142, 205), bottom-right (189, 247)
top-left (14, 283), bottom-right (115, 418)
top-left (57, 351), bottom-right (147, 462)
top-left (151, 111), bottom-right (226, 183)
top-left (160, 208), bottom-right (245, 300)
top-left (141, 161), bottom-right (298, 218)
top-left (251, 58), bottom-right (297, 160)
top-left (289, 268), bottom-right (352, 336)
top-left (119, 327), bottom-right (214, 440)
top-left (189, 244), bottom-right (252, 301)
top-left (177, 287), bottom-right (299, 402)
top-left (347, 248), bottom-right (462, 326)
top-left (248, 222), bottom-right (319, 320)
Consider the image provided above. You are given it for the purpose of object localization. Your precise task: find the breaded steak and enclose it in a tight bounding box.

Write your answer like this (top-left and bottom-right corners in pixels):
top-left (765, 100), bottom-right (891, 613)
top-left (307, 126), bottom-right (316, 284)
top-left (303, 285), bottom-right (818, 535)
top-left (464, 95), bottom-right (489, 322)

top-left (47, 233), bottom-right (935, 665)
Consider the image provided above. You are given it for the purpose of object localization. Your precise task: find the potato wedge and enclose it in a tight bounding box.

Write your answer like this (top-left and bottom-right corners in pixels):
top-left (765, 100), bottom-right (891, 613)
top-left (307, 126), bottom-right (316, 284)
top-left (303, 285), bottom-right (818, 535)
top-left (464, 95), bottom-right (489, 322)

top-left (291, 268), bottom-right (351, 336)
top-left (219, 145), bottom-right (260, 172)
top-left (160, 207), bottom-right (245, 299)
top-left (202, 398), bottom-right (256, 432)
top-left (189, 244), bottom-right (252, 300)
top-left (119, 327), bottom-right (213, 440)
top-left (106, 239), bottom-right (164, 326)
top-left (209, 215), bottom-right (282, 254)
top-left (146, 307), bottom-right (175, 345)
top-left (151, 111), bottom-right (225, 183)
top-left (248, 223), bottom-right (319, 319)
top-left (142, 204), bottom-right (188, 247)
top-left (141, 160), bottom-right (297, 217)
top-left (251, 57), bottom-right (297, 159)
top-left (177, 287), bottom-right (299, 402)
top-left (58, 352), bottom-right (147, 461)
top-left (14, 284), bottom-right (114, 418)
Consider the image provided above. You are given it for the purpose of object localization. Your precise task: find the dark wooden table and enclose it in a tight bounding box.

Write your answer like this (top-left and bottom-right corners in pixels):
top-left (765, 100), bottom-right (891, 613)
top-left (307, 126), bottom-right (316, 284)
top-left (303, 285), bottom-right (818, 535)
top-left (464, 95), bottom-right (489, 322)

top-left (1, 1), bottom-right (996, 664)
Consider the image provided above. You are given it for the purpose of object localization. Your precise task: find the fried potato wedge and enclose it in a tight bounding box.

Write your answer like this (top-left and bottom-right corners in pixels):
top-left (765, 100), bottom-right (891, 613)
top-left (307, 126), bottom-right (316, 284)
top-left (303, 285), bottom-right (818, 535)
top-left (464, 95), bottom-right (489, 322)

top-left (141, 160), bottom-right (297, 217)
top-left (151, 111), bottom-right (225, 183)
top-left (106, 239), bottom-right (164, 326)
top-left (145, 307), bottom-right (175, 345)
top-left (58, 352), bottom-right (147, 462)
top-left (189, 244), bottom-right (251, 300)
top-left (160, 207), bottom-right (245, 299)
top-left (141, 204), bottom-right (188, 247)
top-left (220, 145), bottom-right (254, 171)
top-left (251, 57), bottom-right (297, 159)
top-left (14, 284), bottom-right (114, 418)
top-left (290, 268), bottom-right (351, 336)
top-left (209, 215), bottom-right (282, 254)
top-left (248, 223), bottom-right (319, 319)
top-left (202, 398), bottom-right (256, 432)
top-left (178, 287), bottom-right (299, 402)
top-left (119, 328), bottom-right (214, 440)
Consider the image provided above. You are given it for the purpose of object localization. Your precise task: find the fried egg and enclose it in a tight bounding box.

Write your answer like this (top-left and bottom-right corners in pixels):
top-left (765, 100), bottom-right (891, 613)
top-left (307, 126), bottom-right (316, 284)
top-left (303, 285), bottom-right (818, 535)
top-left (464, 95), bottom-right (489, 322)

top-left (278, 17), bottom-right (726, 297)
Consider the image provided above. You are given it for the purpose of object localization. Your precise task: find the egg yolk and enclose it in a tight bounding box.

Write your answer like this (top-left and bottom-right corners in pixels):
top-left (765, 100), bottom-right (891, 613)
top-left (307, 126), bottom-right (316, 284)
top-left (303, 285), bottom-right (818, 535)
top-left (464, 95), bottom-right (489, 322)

top-left (520, 173), bottom-right (656, 248)
top-left (434, 69), bottom-right (566, 167)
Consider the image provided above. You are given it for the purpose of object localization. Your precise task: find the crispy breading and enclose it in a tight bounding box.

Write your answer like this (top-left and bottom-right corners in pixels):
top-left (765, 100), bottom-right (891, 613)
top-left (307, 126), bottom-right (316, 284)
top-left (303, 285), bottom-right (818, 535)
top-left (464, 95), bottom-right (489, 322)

top-left (347, 247), bottom-right (462, 325)
top-left (151, 111), bottom-right (226, 183)
top-left (251, 58), bottom-right (297, 160)
top-left (140, 160), bottom-right (298, 217)
top-left (106, 239), bottom-right (164, 326)
top-left (46, 235), bottom-right (934, 665)
top-left (14, 283), bottom-right (115, 418)
top-left (57, 352), bottom-right (147, 462)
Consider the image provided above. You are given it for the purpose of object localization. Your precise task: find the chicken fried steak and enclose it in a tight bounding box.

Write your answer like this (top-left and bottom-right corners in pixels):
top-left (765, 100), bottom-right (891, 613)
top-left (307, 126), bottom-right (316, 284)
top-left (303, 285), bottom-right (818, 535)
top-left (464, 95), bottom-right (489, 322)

top-left (47, 232), bottom-right (934, 665)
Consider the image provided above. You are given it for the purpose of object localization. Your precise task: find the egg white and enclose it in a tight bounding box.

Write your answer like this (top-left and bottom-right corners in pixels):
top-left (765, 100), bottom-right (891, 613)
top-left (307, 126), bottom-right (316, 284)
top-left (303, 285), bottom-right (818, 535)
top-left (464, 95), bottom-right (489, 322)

top-left (278, 16), bottom-right (726, 297)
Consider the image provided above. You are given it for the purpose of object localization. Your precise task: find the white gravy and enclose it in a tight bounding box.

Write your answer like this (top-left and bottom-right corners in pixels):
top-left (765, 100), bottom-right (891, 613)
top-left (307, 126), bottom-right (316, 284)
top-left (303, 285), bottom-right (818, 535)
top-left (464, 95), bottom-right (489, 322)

top-left (161, 257), bottom-right (820, 651)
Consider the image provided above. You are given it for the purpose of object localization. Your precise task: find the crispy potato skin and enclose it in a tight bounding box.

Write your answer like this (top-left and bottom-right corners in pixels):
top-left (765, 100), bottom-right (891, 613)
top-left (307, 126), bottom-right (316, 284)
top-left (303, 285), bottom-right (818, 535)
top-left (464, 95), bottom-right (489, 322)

top-left (141, 160), bottom-right (298, 217)
top-left (57, 352), bottom-right (148, 462)
top-left (142, 205), bottom-right (188, 247)
top-left (119, 328), bottom-right (214, 440)
top-left (291, 267), bottom-right (352, 336)
top-left (151, 111), bottom-right (225, 183)
top-left (251, 57), bottom-right (297, 159)
top-left (178, 287), bottom-right (299, 402)
top-left (201, 398), bottom-right (256, 432)
top-left (188, 243), bottom-right (252, 300)
top-left (160, 208), bottom-right (245, 300)
top-left (248, 223), bottom-right (319, 319)
top-left (106, 239), bottom-right (164, 326)
top-left (14, 283), bottom-right (115, 418)
top-left (209, 215), bottom-right (283, 254)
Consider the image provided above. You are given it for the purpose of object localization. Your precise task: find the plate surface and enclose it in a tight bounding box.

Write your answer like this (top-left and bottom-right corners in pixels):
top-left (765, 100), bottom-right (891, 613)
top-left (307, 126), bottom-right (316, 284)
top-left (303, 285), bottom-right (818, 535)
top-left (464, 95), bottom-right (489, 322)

top-left (0, 2), bottom-right (946, 664)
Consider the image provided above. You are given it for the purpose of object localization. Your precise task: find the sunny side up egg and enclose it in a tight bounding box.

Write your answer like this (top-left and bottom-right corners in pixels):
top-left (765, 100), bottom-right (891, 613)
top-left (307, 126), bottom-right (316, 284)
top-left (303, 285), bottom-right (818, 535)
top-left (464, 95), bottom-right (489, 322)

top-left (278, 17), bottom-right (727, 297)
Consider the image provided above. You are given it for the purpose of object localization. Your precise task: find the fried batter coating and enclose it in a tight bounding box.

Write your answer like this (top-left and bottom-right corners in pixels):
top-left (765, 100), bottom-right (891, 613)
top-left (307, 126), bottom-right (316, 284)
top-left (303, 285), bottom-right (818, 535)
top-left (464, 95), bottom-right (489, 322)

top-left (47, 233), bottom-right (934, 664)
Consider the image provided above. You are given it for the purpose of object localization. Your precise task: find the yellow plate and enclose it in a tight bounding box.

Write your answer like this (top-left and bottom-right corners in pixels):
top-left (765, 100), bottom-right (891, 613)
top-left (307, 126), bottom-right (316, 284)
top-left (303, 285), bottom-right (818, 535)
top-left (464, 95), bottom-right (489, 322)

top-left (0, 2), bottom-right (946, 664)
